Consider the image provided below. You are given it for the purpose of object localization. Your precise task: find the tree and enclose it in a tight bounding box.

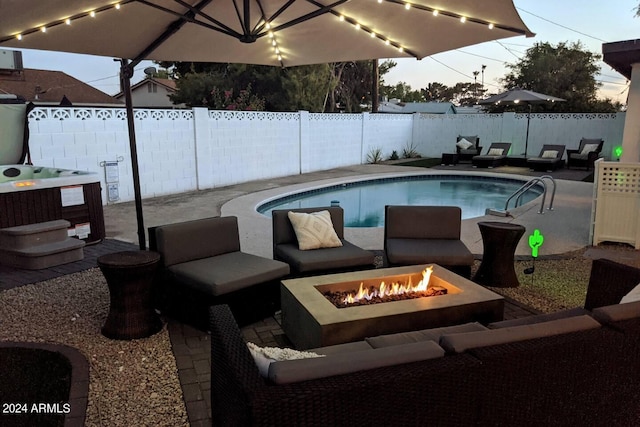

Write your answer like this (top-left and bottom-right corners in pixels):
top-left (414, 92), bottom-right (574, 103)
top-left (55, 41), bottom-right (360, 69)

top-left (281, 64), bottom-right (338, 112)
top-left (161, 60), bottom-right (382, 112)
top-left (496, 41), bottom-right (621, 113)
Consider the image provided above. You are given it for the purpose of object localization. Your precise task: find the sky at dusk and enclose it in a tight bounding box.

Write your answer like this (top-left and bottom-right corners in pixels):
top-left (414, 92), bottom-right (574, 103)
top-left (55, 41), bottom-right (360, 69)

top-left (6, 0), bottom-right (639, 105)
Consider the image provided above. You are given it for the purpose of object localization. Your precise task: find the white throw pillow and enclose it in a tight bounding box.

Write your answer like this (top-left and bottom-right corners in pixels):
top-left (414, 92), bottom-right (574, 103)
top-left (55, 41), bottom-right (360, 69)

top-left (541, 150), bottom-right (558, 159)
top-left (620, 282), bottom-right (640, 304)
top-left (488, 148), bottom-right (504, 156)
top-left (287, 210), bottom-right (343, 250)
top-left (247, 342), bottom-right (325, 377)
top-left (580, 143), bottom-right (600, 155)
top-left (456, 138), bottom-right (473, 150)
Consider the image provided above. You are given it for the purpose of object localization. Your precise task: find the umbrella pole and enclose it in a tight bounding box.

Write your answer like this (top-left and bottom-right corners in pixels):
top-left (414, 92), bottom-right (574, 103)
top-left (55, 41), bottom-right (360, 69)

top-left (120, 60), bottom-right (146, 250)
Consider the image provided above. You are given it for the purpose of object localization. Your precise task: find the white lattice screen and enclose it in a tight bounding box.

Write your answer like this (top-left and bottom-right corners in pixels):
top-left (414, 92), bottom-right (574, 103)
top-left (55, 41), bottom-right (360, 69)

top-left (591, 160), bottom-right (640, 249)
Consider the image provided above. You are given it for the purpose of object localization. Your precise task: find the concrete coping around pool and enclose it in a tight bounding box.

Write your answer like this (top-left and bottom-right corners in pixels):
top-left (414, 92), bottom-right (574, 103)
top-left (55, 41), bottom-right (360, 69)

top-left (221, 169), bottom-right (594, 259)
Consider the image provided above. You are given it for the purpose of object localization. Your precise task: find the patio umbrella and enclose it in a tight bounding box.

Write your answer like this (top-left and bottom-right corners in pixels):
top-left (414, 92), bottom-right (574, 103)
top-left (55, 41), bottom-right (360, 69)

top-left (0, 0), bottom-right (534, 250)
top-left (478, 88), bottom-right (565, 158)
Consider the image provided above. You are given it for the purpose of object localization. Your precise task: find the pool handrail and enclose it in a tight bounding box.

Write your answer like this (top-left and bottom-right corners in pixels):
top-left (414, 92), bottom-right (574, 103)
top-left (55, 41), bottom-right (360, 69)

top-left (505, 175), bottom-right (556, 214)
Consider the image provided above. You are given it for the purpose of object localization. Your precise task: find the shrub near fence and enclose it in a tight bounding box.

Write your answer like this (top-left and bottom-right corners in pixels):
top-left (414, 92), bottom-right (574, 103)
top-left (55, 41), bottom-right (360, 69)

top-left (26, 107), bottom-right (624, 205)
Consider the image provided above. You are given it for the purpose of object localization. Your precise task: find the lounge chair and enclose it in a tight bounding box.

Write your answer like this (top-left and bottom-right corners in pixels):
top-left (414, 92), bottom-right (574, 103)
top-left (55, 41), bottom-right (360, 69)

top-left (455, 135), bottom-right (482, 163)
top-left (471, 142), bottom-right (511, 168)
top-left (566, 138), bottom-right (604, 170)
top-left (272, 206), bottom-right (375, 276)
top-left (526, 144), bottom-right (566, 171)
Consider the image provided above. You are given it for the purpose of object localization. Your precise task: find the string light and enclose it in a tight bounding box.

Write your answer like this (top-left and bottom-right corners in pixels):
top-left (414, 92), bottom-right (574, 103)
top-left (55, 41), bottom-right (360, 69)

top-left (3, 0), bottom-right (528, 63)
top-left (4, 2), bottom-right (128, 44)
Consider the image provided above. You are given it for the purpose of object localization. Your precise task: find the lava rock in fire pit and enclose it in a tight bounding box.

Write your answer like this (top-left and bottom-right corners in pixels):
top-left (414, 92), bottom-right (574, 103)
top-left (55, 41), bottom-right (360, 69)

top-left (324, 286), bottom-right (448, 308)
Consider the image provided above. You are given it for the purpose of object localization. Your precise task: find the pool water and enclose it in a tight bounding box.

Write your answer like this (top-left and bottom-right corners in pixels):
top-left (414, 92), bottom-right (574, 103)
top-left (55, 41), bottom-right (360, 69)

top-left (258, 176), bottom-right (542, 227)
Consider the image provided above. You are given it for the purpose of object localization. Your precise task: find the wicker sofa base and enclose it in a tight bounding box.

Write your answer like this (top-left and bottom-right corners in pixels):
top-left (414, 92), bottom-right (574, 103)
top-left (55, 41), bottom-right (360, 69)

top-left (210, 259), bottom-right (640, 426)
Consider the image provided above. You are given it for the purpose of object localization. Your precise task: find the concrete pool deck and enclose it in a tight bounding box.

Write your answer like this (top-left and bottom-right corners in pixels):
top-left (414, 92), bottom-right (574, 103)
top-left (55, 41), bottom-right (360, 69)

top-left (103, 163), bottom-right (595, 258)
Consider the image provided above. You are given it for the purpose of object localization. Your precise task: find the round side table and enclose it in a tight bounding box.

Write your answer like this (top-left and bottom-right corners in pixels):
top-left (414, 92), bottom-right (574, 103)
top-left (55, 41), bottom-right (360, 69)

top-left (98, 250), bottom-right (163, 340)
top-left (473, 221), bottom-right (525, 288)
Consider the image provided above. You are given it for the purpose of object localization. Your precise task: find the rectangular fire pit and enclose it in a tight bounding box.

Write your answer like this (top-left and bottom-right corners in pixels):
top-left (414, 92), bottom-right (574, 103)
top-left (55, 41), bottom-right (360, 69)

top-left (281, 264), bottom-right (504, 349)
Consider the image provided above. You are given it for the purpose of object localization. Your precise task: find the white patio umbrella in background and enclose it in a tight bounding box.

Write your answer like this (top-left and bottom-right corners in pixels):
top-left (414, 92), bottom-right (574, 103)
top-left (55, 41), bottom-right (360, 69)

top-left (0, 0), bottom-right (534, 249)
top-left (478, 88), bottom-right (565, 158)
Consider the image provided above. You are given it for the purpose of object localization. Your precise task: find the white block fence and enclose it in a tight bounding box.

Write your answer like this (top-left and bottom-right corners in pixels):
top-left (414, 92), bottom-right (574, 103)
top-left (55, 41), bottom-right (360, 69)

top-left (25, 107), bottom-right (625, 205)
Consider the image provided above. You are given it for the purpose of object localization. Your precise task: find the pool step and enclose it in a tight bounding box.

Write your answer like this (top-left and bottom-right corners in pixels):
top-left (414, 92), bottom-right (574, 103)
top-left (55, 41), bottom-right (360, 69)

top-left (0, 220), bottom-right (85, 270)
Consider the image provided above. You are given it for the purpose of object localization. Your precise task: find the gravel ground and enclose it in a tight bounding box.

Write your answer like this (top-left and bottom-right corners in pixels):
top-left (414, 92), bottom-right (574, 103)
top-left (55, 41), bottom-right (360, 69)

top-left (1, 244), bottom-right (636, 425)
top-left (0, 269), bottom-right (188, 427)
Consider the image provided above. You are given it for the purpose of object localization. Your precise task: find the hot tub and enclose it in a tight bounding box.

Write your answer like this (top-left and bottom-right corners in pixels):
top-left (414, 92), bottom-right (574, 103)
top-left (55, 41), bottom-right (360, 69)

top-left (0, 165), bottom-right (105, 244)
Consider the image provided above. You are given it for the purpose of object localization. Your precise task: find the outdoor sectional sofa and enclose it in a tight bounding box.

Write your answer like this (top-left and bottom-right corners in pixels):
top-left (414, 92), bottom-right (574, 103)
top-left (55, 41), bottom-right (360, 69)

top-left (210, 258), bottom-right (640, 426)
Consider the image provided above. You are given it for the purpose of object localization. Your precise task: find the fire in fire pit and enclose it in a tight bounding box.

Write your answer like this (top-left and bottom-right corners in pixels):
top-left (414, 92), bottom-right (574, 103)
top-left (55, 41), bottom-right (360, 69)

top-left (323, 266), bottom-right (448, 308)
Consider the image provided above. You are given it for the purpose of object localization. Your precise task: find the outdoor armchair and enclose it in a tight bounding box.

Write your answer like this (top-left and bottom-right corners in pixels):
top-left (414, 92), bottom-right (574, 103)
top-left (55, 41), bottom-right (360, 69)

top-left (384, 205), bottom-right (474, 278)
top-left (272, 206), bottom-right (375, 276)
top-left (455, 135), bottom-right (482, 162)
top-left (566, 138), bottom-right (604, 170)
top-left (149, 216), bottom-right (290, 328)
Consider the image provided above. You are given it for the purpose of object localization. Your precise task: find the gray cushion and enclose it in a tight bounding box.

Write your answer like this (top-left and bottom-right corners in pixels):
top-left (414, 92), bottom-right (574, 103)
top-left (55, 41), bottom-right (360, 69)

top-left (268, 340), bottom-right (444, 384)
top-left (274, 240), bottom-right (374, 273)
top-left (366, 322), bottom-right (488, 348)
top-left (155, 216), bottom-right (240, 267)
top-left (385, 206), bottom-right (462, 240)
top-left (569, 153), bottom-right (589, 160)
top-left (440, 315), bottom-right (601, 354)
top-left (459, 148), bottom-right (478, 155)
top-left (527, 157), bottom-right (562, 164)
top-left (591, 301), bottom-right (640, 323)
top-left (488, 307), bottom-right (589, 329)
top-left (386, 238), bottom-right (473, 266)
top-left (168, 251), bottom-right (289, 296)
top-left (310, 340), bottom-right (374, 355)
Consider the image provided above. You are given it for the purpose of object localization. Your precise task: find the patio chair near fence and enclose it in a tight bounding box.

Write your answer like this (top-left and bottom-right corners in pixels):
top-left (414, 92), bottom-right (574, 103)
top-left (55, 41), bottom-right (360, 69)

top-left (566, 138), bottom-right (604, 170)
top-left (526, 144), bottom-right (566, 172)
top-left (472, 142), bottom-right (511, 168)
top-left (455, 135), bottom-right (482, 163)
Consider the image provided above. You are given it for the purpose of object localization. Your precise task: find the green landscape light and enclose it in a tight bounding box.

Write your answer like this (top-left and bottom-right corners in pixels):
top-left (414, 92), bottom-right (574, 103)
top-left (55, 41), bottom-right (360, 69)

top-left (528, 229), bottom-right (544, 258)
top-left (614, 146), bottom-right (623, 158)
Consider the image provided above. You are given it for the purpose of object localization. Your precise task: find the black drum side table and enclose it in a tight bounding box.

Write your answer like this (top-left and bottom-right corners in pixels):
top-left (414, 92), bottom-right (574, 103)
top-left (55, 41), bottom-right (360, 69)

top-left (473, 222), bottom-right (525, 288)
top-left (98, 250), bottom-right (163, 340)
top-left (441, 153), bottom-right (459, 166)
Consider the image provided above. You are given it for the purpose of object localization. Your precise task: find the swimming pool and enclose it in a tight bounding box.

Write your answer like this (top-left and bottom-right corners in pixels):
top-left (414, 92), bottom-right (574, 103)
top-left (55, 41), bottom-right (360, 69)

top-left (258, 175), bottom-right (542, 227)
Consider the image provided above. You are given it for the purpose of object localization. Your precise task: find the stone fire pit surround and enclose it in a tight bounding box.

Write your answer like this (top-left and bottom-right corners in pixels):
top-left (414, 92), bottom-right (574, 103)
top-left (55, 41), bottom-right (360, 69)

top-left (281, 264), bottom-right (504, 349)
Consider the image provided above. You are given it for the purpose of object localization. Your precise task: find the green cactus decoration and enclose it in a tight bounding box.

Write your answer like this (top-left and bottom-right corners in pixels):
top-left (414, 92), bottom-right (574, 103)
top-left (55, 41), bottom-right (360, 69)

top-left (528, 229), bottom-right (544, 258)
top-left (614, 146), bottom-right (623, 158)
